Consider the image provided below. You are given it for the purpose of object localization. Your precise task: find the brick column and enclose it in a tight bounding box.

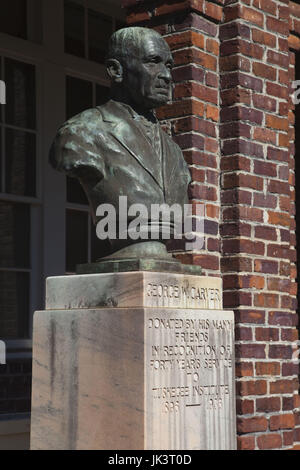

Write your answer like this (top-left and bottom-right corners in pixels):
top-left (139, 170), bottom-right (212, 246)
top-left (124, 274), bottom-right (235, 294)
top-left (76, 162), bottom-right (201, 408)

top-left (220, 0), bottom-right (299, 450)
top-left (288, 46), bottom-right (300, 451)
top-left (122, 0), bottom-right (223, 276)
top-left (289, 0), bottom-right (300, 451)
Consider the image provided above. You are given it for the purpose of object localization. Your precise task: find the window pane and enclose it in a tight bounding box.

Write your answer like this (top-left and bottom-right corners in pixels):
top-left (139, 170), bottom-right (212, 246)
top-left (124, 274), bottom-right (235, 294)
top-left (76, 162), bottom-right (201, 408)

top-left (27, 0), bottom-right (43, 44)
top-left (66, 76), bottom-right (93, 120)
top-left (0, 131), bottom-right (2, 191)
top-left (0, 202), bottom-right (30, 269)
top-left (64, 0), bottom-right (85, 58)
top-left (66, 176), bottom-right (88, 205)
top-left (66, 210), bottom-right (88, 272)
top-left (0, 0), bottom-right (27, 40)
top-left (96, 84), bottom-right (110, 107)
top-left (5, 58), bottom-right (36, 130)
top-left (0, 271), bottom-right (30, 339)
top-left (88, 9), bottom-right (112, 64)
top-left (5, 129), bottom-right (36, 197)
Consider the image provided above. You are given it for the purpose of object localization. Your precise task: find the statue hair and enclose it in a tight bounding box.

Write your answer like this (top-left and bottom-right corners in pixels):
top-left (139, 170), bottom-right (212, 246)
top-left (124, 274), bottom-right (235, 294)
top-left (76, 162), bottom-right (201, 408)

top-left (107, 26), bottom-right (163, 62)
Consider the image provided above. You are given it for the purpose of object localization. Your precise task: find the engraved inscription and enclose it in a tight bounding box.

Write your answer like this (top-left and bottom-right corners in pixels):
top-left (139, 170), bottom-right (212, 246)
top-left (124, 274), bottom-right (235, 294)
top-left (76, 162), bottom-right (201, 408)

top-left (147, 314), bottom-right (234, 414)
top-left (146, 308), bottom-right (236, 449)
top-left (146, 282), bottom-right (222, 309)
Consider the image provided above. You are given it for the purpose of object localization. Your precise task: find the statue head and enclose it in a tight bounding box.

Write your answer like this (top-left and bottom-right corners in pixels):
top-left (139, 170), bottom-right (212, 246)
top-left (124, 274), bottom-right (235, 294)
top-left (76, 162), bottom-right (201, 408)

top-left (106, 27), bottom-right (174, 110)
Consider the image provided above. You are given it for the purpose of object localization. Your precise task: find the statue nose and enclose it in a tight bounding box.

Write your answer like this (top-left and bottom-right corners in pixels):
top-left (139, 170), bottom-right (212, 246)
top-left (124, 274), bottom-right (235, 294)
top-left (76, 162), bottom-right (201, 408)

top-left (159, 66), bottom-right (172, 83)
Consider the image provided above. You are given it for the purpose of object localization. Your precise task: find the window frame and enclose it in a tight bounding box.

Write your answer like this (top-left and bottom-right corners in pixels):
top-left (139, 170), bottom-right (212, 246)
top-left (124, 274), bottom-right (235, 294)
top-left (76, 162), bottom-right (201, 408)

top-left (0, 0), bottom-right (123, 350)
top-left (64, 0), bottom-right (125, 64)
top-left (0, 51), bottom-right (43, 346)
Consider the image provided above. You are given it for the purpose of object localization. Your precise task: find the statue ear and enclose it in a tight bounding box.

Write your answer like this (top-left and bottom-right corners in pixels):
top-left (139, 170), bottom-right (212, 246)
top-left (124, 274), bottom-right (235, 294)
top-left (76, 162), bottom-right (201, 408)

top-left (106, 59), bottom-right (123, 83)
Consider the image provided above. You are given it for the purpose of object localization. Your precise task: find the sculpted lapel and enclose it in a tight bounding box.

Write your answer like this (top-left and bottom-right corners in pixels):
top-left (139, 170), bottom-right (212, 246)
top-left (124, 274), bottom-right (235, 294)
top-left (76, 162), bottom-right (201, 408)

top-left (100, 101), bottom-right (165, 191)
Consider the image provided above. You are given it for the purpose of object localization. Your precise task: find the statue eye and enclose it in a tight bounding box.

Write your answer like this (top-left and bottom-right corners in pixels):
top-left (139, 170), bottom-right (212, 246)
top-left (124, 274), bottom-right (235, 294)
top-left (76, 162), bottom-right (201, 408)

top-left (149, 56), bottom-right (161, 63)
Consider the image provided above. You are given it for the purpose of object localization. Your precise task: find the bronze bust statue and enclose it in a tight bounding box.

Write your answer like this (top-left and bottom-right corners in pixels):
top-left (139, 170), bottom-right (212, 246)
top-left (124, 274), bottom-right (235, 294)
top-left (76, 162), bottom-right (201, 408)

top-left (50, 27), bottom-right (191, 267)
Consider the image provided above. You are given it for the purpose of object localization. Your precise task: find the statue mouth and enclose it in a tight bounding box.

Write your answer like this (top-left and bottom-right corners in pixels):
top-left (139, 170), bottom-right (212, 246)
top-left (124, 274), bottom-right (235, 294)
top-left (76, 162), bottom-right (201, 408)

top-left (155, 86), bottom-right (170, 94)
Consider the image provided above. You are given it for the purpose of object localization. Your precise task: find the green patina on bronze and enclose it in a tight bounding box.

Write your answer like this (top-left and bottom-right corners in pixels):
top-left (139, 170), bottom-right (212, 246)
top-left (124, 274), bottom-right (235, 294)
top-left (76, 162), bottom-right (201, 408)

top-left (49, 27), bottom-right (201, 274)
top-left (77, 259), bottom-right (203, 275)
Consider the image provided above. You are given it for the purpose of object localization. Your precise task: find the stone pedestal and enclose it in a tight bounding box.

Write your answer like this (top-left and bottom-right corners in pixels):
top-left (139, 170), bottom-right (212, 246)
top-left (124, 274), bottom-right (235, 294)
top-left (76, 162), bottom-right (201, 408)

top-left (30, 272), bottom-right (236, 450)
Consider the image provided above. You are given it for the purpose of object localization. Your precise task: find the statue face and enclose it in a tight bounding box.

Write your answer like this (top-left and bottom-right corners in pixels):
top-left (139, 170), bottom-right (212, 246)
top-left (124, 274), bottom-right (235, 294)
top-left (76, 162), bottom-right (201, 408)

top-left (123, 33), bottom-right (174, 110)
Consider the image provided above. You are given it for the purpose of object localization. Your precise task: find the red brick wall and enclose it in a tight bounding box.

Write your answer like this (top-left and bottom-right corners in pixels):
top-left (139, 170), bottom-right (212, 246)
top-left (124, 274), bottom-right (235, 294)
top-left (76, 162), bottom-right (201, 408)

top-left (122, 0), bottom-right (300, 450)
top-left (220, 0), bottom-right (300, 450)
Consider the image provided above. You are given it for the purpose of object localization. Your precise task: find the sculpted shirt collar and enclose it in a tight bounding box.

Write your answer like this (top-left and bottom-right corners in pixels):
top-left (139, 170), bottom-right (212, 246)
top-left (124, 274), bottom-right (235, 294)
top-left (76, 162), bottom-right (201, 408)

top-left (118, 102), bottom-right (163, 164)
top-left (111, 99), bottom-right (159, 127)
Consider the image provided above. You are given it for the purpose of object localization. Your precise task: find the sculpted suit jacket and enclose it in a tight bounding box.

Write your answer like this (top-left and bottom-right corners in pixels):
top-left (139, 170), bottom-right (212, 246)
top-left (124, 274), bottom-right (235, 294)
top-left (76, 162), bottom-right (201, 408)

top-left (50, 100), bottom-right (191, 226)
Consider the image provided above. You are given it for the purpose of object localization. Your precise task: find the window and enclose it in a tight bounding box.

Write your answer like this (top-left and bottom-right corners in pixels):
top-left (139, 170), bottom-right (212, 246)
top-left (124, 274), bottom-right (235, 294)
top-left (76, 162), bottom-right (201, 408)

top-left (65, 75), bottom-right (110, 272)
top-left (64, 1), bottom-right (85, 58)
top-left (0, 56), bottom-right (37, 339)
top-left (0, 0), bottom-right (123, 336)
top-left (66, 209), bottom-right (88, 272)
top-left (64, 0), bottom-right (126, 64)
top-left (0, 205), bottom-right (30, 339)
top-left (3, 58), bottom-right (37, 198)
top-left (0, 0), bottom-right (42, 43)
top-left (0, 0), bottom-right (27, 40)
top-left (88, 9), bottom-right (112, 64)
top-left (0, 0), bottom-right (124, 419)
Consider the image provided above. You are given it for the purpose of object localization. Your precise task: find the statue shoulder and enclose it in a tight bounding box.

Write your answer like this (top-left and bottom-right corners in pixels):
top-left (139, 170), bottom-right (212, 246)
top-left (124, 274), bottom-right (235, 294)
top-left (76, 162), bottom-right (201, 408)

top-left (49, 106), bottom-right (106, 175)
top-left (56, 107), bottom-right (104, 140)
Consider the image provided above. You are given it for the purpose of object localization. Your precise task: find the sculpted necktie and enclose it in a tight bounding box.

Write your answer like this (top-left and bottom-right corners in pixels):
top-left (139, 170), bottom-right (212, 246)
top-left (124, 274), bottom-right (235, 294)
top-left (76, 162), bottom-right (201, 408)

top-left (136, 115), bottom-right (163, 187)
